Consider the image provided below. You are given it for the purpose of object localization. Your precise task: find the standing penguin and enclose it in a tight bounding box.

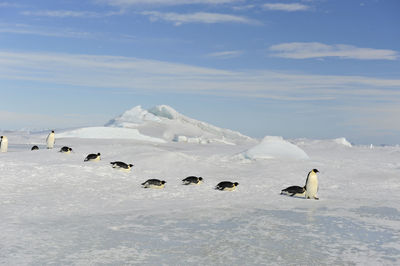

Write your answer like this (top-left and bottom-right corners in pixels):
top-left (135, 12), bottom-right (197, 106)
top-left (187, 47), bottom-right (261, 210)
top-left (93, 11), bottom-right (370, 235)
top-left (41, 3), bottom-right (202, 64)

top-left (46, 130), bottom-right (55, 149)
top-left (0, 136), bottom-right (8, 152)
top-left (305, 169), bottom-right (319, 200)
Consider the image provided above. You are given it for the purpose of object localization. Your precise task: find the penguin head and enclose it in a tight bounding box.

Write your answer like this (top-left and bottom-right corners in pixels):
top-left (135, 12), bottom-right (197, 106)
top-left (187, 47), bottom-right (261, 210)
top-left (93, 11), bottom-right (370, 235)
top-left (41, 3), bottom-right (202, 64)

top-left (234, 182), bottom-right (239, 186)
top-left (312, 169), bottom-right (319, 173)
top-left (97, 153), bottom-right (101, 156)
top-left (161, 180), bottom-right (166, 184)
top-left (51, 130), bottom-right (54, 133)
top-left (129, 164), bottom-right (134, 167)
top-left (198, 177), bottom-right (203, 181)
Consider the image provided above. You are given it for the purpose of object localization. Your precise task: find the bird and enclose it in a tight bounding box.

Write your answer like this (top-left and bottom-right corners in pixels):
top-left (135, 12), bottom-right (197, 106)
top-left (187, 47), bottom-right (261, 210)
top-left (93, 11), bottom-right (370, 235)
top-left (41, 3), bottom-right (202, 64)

top-left (31, 145), bottom-right (39, 151)
top-left (84, 153), bottom-right (101, 162)
top-left (110, 161), bottom-right (134, 172)
top-left (215, 181), bottom-right (239, 191)
top-left (46, 130), bottom-right (55, 149)
top-left (182, 176), bottom-right (203, 185)
top-left (280, 185), bottom-right (306, 197)
top-left (305, 169), bottom-right (320, 200)
top-left (59, 146), bottom-right (73, 153)
top-left (141, 179), bottom-right (166, 189)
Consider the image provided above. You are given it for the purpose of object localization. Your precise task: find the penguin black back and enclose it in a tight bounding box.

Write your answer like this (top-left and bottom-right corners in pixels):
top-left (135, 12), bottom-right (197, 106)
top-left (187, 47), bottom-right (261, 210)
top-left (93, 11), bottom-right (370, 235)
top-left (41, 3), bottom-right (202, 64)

top-left (182, 176), bottom-right (203, 185)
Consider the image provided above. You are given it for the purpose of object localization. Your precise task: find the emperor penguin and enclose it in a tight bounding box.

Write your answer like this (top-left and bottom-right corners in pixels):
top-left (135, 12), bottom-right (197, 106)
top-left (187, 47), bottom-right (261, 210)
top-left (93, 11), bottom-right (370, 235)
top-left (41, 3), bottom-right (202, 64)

top-left (84, 153), bottom-right (101, 162)
top-left (31, 145), bottom-right (39, 151)
top-left (215, 181), bottom-right (239, 191)
top-left (46, 130), bottom-right (55, 149)
top-left (142, 179), bottom-right (166, 189)
top-left (110, 161), bottom-right (134, 172)
top-left (182, 176), bottom-right (203, 185)
top-left (59, 146), bottom-right (73, 153)
top-left (281, 185), bottom-right (306, 197)
top-left (0, 136), bottom-right (8, 152)
top-left (305, 169), bottom-right (319, 200)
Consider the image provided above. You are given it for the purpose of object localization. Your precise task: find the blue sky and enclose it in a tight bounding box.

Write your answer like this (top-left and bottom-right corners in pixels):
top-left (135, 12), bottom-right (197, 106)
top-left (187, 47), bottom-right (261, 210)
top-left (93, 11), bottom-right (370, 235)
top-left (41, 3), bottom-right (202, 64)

top-left (0, 0), bottom-right (399, 144)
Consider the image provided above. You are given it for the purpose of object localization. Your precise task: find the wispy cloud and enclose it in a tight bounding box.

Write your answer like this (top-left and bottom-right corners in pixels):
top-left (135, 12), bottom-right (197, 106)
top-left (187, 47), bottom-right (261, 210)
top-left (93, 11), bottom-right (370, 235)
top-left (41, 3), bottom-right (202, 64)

top-left (0, 2), bottom-right (25, 8)
top-left (0, 23), bottom-right (94, 39)
top-left (0, 50), bottom-right (399, 103)
top-left (207, 50), bottom-right (243, 59)
top-left (263, 3), bottom-right (310, 12)
top-left (141, 11), bottom-right (259, 25)
top-left (20, 9), bottom-right (125, 18)
top-left (232, 4), bottom-right (255, 11)
top-left (99, 0), bottom-right (240, 7)
top-left (269, 42), bottom-right (399, 60)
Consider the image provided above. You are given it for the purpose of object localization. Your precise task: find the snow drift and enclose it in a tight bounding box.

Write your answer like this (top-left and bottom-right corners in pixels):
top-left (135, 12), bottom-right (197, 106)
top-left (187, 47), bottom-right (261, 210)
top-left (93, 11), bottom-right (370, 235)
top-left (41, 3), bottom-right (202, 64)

top-left (57, 127), bottom-right (166, 143)
top-left (243, 136), bottom-right (309, 160)
top-left (104, 105), bottom-right (253, 144)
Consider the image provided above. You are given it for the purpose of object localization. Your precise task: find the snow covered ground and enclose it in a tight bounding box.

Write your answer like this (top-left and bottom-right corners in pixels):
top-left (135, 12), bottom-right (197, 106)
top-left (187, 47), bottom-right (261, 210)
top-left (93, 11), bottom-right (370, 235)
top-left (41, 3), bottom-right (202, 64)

top-left (1, 108), bottom-right (400, 265)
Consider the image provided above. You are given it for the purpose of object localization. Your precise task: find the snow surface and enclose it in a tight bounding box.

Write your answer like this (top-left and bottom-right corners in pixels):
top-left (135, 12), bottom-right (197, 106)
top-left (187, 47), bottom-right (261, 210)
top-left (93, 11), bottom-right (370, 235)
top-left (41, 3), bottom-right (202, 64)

top-left (1, 128), bottom-right (400, 265)
top-left (334, 137), bottom-right (353, 147)
top-left (104, 105), bottom-right (253, 145)
top-left (57, 127), bottom-right (166, 143)
top-left (242, 136), bottom-right (309, 160)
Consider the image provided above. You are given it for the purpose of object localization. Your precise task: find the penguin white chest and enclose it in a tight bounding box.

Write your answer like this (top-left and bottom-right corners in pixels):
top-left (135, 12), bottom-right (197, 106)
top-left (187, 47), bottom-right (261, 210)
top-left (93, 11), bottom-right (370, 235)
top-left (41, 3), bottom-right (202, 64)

top-left (0, 136), bottom-right (8, 152)
top-left (305, 173), bottom-right (318, 198)
top-left (47, 133), bottom-right (55, 148)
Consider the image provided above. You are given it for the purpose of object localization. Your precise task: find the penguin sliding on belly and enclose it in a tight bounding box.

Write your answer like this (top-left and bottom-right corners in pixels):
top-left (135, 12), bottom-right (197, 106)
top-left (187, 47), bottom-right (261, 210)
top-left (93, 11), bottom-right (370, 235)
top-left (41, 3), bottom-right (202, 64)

top-left (59, 146), bottom-right (73, 153)
top-left (110, 161), bottom-right (134, 172)
top-left (0, 136), bottom-right (8, 152)
top-left (84, 153), bottom-right (101, 162)
top-left (182, 176), bottom-right (203, 185)
top-left (280, 185), bottom-right (306, 197)
top-left (142, 179), bottom-right (166, 189)
top-left (305, 169), bottom-right (319, 200)
top-left (215, 181), bottom-right (239, 191)
top-left (31, 145), bottom-right (39, 151)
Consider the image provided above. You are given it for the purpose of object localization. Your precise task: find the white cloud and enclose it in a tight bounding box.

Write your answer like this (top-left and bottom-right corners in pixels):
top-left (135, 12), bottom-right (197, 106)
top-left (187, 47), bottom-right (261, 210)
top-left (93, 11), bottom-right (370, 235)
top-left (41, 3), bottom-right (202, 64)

top-left (232, 4), bottom-right (255, 11)
top-left (99, 0), bottom-right (240, 7)
top-left (207, 50), bottom-right (243, 58)
top-left (0, 23), bottom-right (94, 39)
top-left (0, 2), bottom-right (25, 8)
top-left (20, 9), bottom-right (125, 18)
top-left (0, 50), bottom-right (399, 102)
top-left (21, 10), bottom-right (99, 18)
top-left (141, 11), bottom-right (258, 25)
top-left (263, 3), bottom-right (310, 12)
top-left (269, 42), bottom-right (399, 60)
